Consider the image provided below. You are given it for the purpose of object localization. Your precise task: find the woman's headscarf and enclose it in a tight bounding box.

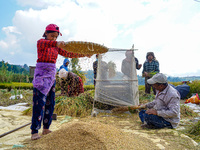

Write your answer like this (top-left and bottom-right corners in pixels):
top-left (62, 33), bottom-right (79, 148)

top-left (59, 58), bottom-right (70, 71)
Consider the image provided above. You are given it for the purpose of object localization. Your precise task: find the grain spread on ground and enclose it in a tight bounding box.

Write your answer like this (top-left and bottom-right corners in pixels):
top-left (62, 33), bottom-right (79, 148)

top-left (27, 121), bottom-right (157, 150)
top-left (0, 110), bottom-right (199, 150)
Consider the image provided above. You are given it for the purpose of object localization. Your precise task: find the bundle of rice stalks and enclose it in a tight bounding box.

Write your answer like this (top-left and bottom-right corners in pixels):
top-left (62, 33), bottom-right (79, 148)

top-left (54, 92), bottom-right (94, 117)
top-left (63, 41), bottom-right (108, 54)
top-left (184, 120), bottom-right (200, 142)
top-left (111, 105), bottom-right (143, 113)
top-left (180, 104), bottom-right (198, 118)
top-left (22, 107), bottom-right (32, 116)
top-left (22, 92), bottom-right (94, 117)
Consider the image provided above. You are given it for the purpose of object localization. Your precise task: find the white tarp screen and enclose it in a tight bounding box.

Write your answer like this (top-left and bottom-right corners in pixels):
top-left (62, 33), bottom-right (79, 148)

top-left (94, 50), bottom-right (139, 106)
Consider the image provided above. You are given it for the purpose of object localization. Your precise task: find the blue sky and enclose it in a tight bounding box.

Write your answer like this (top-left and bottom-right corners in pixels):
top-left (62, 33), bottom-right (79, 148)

top-left (0, 0), bottom-right (20, 38)
top-left (0, 0), bottom-right (200, 77)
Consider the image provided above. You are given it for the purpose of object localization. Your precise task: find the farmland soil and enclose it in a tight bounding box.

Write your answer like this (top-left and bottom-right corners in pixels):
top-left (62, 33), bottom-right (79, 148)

top-left (0, 109), bottom-right (199, 150)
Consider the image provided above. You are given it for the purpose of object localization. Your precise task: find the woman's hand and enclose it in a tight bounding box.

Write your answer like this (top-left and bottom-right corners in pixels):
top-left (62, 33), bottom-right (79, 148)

top-left (86, 54), bottom-right (93, 58)
top-left (57, 41), bottom-right (66, 49)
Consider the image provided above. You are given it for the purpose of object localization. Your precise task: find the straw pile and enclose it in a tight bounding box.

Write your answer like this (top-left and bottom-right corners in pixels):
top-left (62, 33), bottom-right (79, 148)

top-left (111, 105), bottom-right (142, 113)
top-left (27, 121), bottom-right (156, 150)
top-left (63, 41), bottom-right (108, 54)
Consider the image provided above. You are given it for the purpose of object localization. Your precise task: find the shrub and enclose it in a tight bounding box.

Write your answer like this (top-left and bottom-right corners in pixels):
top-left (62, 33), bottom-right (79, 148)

top-left (138, 85), bottom-right (145, 91)
top-left (169, 82), bottom-right (183, 86)
top-left (169, 81), bottom-right (200, 98)
top-left (12, 82), bottom-right (33, 90)
top-left (187, 80), bottom-right (200, 97)
top-left (84, 85), bottom-right (95, 91)
top-left (0, 82), bottom-right (33, 90)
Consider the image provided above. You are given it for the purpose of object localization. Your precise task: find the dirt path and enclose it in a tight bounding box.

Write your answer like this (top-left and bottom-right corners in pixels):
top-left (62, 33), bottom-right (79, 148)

top-left (0, 110), bottom-right (199, 150)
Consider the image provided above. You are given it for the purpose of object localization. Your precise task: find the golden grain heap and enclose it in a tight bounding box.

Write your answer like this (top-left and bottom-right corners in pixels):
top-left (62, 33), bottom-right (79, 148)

top-left (27, 121), bottom-right (157, 150)
top-left (63, 41), bottom-right (108, 54)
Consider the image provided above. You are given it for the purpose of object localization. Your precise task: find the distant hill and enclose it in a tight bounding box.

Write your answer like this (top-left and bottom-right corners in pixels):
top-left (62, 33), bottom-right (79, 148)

top-left (84, 70), bottom-right (200, 85)
top-left (180, 76), bottom-right (200, 81)
top-left (84, 70), bottom-right (94, 85)
top-left (0, 61), bottom-right (29, 75)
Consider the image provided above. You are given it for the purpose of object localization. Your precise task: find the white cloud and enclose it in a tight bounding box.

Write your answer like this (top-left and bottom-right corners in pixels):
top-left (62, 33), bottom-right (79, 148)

top-left (0, 26), bottom-right (21, 52)
top-left (17, 0), bottom-right (66, 8)
top-left (0, 41), bottom-right (8, 49)
top-left (130, 0), bottom-right (200, 76)
top-left (2, 26), bottom-right (21, 35)
top-left (0, 0), bottom-right (200, 76)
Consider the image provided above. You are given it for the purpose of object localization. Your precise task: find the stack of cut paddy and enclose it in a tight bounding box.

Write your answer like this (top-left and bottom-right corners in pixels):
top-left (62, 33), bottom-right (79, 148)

top-left (63, 41), bottom-right (108, 54)
top-left (28, 121), bottom-right (156, 150)
top-left (111, 105), bottom-right (141, 113)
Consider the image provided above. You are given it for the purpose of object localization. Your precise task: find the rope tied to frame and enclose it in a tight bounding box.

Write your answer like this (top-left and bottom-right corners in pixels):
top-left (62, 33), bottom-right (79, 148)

top-left (88, 43), bottom-right (94, 51)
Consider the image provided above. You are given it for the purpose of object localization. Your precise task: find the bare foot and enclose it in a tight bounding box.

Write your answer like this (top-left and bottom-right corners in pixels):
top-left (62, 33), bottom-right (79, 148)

top-left (42, 129), bottom-right (52, 135)
top-left (31, 133), bottom-right (41, 140)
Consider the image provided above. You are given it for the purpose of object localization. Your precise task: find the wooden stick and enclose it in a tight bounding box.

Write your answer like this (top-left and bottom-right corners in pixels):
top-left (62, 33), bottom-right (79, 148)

top-left (0, 122), bottom-right (31, 138)
top-left (111, 105), bottom-right (143, 113)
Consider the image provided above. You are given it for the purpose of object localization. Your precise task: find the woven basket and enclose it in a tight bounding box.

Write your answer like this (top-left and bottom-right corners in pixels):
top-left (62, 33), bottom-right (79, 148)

top-left (63, 41), bottom-right (109, 54)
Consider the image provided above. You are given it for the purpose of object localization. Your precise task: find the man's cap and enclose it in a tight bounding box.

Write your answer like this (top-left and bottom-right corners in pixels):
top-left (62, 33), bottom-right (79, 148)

top-left (147, 73), bottom-right (167, 84)
top-left (43, 24), bottom-right (62, 37)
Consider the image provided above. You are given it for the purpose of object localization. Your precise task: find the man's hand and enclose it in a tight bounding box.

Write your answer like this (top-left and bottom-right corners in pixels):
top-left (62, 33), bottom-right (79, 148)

top-left (144, 72), bottom-right (150, 77)
top-left (138, 64), bottom-right (142, 69)
top-left (145, 109), bottom-right (157, 115)
top-left (86, 54), bottom-right (93, 58)
top-left (139, 104), bottom-right (146, 109)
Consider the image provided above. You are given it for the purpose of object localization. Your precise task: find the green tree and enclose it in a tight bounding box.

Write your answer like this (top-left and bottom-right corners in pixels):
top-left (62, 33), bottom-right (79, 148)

top-left (0, 62), bottom-right (14, 82)
top-left (70, 58), bottom-right (86, 83)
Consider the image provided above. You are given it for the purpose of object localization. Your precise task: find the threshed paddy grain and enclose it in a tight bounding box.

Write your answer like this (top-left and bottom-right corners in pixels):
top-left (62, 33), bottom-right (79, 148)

top-left (28, 121), bottom-right (157, 150)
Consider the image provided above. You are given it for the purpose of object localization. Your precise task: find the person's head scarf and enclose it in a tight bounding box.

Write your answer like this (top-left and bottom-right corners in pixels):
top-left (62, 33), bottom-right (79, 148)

top-left (62, 58), bottom-right (70, 71)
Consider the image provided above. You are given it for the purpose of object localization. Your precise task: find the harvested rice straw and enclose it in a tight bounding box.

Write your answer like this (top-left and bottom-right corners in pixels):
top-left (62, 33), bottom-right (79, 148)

top-left (63, 41), bottom-right (109, 54)
top-left (111, 105), bottom-right (144, 113)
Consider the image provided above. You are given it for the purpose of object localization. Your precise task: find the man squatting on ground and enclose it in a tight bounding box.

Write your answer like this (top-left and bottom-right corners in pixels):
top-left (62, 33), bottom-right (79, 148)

top-left (139, 73), bottom-right (180, 129)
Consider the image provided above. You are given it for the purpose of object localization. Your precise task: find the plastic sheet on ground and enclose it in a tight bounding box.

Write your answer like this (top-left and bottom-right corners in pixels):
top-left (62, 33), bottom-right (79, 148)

top-left (0, 103), bottom-right (29, 111)
top-left (184, 103), bottom-right (200, 113)
top-left (0, 109), bottom-right (65, 150)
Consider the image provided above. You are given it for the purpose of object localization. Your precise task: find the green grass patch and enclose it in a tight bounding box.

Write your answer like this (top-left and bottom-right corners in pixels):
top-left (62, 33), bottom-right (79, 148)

top-left (84, 85), bottom-right (95, 91)
top-left (0, 89), bottom-right (33, 106)
top-left (184, 121), bottom-right (200, 143)
top-left (180, 104), bottom-right (198, 118)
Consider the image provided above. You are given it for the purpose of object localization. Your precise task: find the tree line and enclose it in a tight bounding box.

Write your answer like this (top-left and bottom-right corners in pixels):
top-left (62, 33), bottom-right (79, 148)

top-left (1, 60), bottom-right (199, 84)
